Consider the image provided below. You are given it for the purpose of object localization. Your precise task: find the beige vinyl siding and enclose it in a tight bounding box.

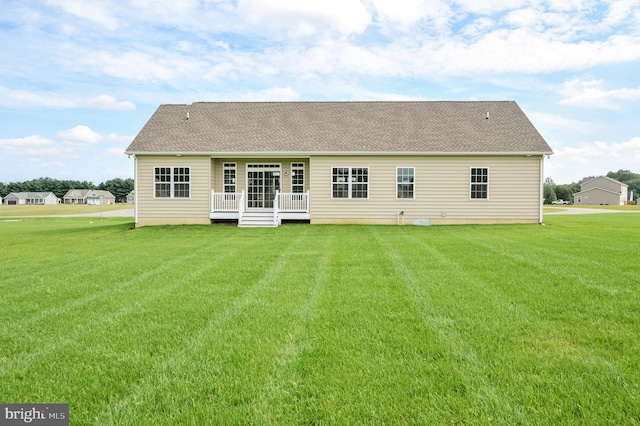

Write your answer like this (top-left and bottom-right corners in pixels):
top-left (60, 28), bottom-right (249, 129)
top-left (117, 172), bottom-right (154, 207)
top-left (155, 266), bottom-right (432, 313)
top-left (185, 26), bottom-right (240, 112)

top-left (574, 189), bottom-right (622, 206)
top-left (136, 155), bottom-right (210, 226)
top-left (309, 155), bottom-right (542, 225)
top-left (582, 177), bottom-right (620, 193)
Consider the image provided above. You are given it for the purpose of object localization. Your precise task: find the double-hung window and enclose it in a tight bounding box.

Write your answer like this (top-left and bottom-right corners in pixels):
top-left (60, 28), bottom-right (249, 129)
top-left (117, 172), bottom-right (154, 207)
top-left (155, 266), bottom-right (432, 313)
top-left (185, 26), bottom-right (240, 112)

top-left (223, 163), bottom-right (236, 193)
top-left (291, 163), bottom-right (305, 193)
top-left (470, 167), bottom-right (488, 199)
top-left (154, 167), bottom-right (190, 198)
top-left (332, 167), bottom-right (368, 199)
top-left (397, 167), bottom-right (415, 199)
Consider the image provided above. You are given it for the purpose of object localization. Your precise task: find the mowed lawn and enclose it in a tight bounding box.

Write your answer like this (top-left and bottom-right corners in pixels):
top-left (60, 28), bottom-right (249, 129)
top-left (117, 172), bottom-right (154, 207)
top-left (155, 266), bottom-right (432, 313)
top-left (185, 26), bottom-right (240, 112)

top-left (1, 215), bottom-right (639, 425)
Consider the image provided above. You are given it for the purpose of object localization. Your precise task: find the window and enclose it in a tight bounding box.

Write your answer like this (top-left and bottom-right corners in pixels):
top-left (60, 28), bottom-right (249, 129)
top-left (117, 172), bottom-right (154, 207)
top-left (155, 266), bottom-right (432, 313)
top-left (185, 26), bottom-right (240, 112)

top-left (291, 163), bottom-right (305, 193)
top-left (397, 167), bottom-right (415, 199)
top-left (223, 163), bottom-right (236, 193)
top-left (154, 167), bottom-right (190, 198)
top-left (332, 167), bottom-right (368, 199)
top-left (470, 167), bottom-right (488, 199)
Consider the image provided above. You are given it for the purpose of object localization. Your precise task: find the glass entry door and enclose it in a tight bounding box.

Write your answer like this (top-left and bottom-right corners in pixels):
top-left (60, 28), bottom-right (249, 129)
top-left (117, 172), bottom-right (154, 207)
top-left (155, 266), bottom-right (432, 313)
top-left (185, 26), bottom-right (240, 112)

top-left (247, 164), bottom-right (281, 209)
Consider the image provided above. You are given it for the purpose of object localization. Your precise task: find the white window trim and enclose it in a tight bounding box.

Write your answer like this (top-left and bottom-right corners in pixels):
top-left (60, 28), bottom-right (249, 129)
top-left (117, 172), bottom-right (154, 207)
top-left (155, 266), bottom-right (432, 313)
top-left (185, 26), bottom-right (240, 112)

top-left (469, 167), bottom-right (489, 200)
top-left (396, 167), bottom-right (415, 200)
top-left (291, 162), bottom-right (305, 193)
top-left (153, 166), bottom-right (192, 199)
top-left (223, 162), bottom-right (237, 193)
top-left (331, 166), bottom-right (370, 199)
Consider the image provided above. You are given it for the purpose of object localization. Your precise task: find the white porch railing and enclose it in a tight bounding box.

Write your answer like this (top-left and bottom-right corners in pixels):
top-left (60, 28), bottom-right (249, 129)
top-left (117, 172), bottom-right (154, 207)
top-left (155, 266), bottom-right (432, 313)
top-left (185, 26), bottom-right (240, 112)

top-left (278, 191), bottom-right (310, 212)
top-left (212, 190), bottom-right (307, 225)
top-left (211, 191), bottom-right (244, 212)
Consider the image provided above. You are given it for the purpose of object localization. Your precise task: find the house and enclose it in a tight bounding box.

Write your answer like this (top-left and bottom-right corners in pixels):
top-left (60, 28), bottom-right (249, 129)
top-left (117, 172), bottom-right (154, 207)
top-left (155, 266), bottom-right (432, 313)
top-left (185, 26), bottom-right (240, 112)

top-left (63, 189), bottom-right (116, 205)
top-left (3, 192), bottom-right (60, 205)
top-left (126, 190), bottom-right (135, 204)
top-left (573, 176), bottom-right (628, 205)
top-left (125, 101), bottom-right (553, 227)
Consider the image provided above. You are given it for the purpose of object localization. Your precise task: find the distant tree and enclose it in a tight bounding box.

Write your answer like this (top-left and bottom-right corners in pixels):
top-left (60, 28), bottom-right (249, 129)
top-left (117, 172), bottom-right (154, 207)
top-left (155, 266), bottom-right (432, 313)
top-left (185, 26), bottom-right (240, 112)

top-left (544, 182), bottom-right (557, 204)
top-left (544, 178), bottom-right (581, 204)
top-left (555, 184), bottom-right (574, 202)
top-left (98, 178), bottom-right (134, 202)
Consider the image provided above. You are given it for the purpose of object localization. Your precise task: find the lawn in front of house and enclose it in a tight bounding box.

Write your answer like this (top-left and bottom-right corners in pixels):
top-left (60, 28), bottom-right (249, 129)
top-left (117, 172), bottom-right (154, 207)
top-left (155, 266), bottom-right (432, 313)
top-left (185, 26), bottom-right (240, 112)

top-left (1, 215), bottom-right (639, 424)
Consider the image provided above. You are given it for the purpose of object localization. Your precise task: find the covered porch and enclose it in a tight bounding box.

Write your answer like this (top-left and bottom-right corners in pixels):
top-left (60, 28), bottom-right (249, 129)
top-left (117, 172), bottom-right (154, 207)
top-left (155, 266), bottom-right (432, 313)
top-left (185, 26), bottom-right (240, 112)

top-left (210, 190), bottom-right (310, 227)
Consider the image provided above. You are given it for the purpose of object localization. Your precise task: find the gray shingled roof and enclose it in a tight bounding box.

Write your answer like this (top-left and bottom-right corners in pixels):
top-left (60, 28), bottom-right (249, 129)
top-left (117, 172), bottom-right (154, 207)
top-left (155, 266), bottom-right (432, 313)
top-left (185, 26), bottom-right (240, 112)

top-left (125, 101), bottom-right (552, 155)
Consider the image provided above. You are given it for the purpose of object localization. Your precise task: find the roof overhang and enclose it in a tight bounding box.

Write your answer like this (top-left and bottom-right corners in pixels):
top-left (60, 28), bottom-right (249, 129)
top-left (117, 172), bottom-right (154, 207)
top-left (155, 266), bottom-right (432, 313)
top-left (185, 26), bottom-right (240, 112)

top-left (125, 151), bottom-right (554, 157)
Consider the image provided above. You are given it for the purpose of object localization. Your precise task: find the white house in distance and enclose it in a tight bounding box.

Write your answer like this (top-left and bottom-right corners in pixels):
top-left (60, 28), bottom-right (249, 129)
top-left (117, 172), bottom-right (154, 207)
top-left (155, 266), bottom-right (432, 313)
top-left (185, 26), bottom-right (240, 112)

top-left (63, 189), bottom-right (116, 205)
top-left (125, 101), bottom-right (553, 227)
top-left (573, 176), bottom-right (629, 205)
top-left (3, 192), bottom-right (60, 205)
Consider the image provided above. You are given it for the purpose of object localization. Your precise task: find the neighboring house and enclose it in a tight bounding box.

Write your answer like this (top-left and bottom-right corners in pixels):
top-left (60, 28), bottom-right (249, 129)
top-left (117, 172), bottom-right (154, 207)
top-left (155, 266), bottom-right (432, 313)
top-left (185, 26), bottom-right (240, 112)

top-left (125, 101), bottom-right (553, 227)
top-left (3, 192), bottom-right (60, 205)
top-left (573, 176), bottom-right (628, 206)
top-left (126, 190), bottom-right (135, 204)
top-left (63, 189), bottom-right (116, 205)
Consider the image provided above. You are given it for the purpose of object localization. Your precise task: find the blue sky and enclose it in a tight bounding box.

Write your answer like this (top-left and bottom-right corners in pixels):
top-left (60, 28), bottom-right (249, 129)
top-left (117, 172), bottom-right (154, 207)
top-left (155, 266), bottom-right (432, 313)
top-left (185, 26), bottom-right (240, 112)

top-left (1, 0), bottom-right (639, 185)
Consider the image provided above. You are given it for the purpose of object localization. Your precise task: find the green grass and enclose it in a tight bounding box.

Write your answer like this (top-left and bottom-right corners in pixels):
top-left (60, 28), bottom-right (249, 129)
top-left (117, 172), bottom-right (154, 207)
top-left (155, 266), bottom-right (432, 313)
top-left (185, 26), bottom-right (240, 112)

top-left (0, 203), bottom-right (132, 217)
top-left (1, 215), bottom-right (639, 424)
top-left (543, 205), bottom-right (640, 213)
top-left (568, 204), bottom-right (640, 210)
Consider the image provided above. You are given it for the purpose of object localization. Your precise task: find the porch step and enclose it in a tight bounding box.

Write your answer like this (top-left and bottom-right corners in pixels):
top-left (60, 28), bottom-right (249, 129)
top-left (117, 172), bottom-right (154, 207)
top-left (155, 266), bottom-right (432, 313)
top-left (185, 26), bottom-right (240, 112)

top-left (239, 211), bottom-right (278, 227)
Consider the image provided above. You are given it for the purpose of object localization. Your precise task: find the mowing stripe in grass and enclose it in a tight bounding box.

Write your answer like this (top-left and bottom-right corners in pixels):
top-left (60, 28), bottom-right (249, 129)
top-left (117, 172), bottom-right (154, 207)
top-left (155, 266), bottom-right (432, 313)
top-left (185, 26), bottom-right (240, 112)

top-left (388, 225), bottom-right (640, 423)
top-left (0, 236), bottom-right (243, 380)
top-left (368, 227), bottom-right (524, 423)
top-left (92, 228), bottom-right (312, 424)
top-left (249, 231), bottom-right (332, 424)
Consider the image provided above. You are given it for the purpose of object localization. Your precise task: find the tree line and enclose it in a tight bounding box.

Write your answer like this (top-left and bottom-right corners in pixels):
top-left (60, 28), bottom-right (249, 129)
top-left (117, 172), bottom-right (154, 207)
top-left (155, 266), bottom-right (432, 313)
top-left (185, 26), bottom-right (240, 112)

top-left (0, 177), bottom-right (134, 203)
top-left (544, 169), bottom-right (640, 204)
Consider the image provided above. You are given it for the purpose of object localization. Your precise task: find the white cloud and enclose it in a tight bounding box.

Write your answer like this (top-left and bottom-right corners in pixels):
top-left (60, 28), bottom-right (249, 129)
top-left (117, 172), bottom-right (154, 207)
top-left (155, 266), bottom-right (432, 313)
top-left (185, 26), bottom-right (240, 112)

top-left (84, 95), bottom-right (136, 111)
top-left (602, 0), bottom-right (640, 28)
top-left (0, 86), bottom-right (135, 110)
top-left (0, 87), bottom-right (76, 109)
top-left (453, 0), bottom-right (528, 15)
top-left (368, 0), bottom-right (451, 28)
top-left (559, 78), bottom-right (640, 109)
top-left (547, 136), bottom-right (640, 182)
top-left (241, 86), bottom-right (300, 101)
top-left (554, 136), bottom-right (640, 167)
top-left (237, 0), bottom-right (371, 36)
top-left (57, 125), bottom-right (101, 144)
top-left (528, 112), bottom-right (597, 134)
top-left (47, 0), bottom-right (119, 30)
top-left (103, 147), bottom-right (126, 156)
top-left (0, 126), bottom-right (133, 182)
top-left (0, 135), bottom-right (57, 156)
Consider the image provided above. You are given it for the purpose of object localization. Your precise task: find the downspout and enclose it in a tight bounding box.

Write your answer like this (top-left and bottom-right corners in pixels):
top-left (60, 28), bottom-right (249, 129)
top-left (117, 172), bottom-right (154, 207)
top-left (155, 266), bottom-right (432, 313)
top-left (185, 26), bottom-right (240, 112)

top-left (134, 155), bottom-right (138, 226)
